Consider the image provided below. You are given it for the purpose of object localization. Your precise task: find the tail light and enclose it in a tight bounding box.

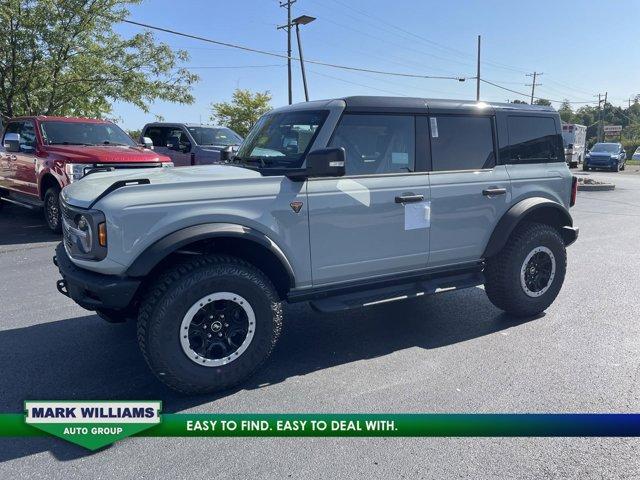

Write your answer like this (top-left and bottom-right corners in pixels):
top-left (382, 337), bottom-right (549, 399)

top-left (570, 176), bottom-right (578, 207)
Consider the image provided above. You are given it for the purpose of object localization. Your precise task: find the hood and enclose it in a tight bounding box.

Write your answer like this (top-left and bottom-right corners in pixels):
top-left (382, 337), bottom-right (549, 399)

top-left (61, 164), bottom-right (262, 209)
top-left (45, 144), bottom-right (170, 163)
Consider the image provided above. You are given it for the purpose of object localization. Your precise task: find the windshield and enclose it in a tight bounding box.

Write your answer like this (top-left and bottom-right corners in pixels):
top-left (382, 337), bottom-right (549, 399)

top-left (187, 126), bottom-right (242, 146)
top-left (236, 110), bottom-right (328, 168)
top-left (40, 121), bottom-right (136, 146)
top-left (591, 143), bottom-right (619, 153)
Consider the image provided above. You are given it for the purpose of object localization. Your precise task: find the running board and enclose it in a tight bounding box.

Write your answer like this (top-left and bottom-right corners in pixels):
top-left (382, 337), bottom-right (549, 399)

top-left (0, 195), bottom-right (41, 210)
top-left (309, 271), bottom-right (484, 313)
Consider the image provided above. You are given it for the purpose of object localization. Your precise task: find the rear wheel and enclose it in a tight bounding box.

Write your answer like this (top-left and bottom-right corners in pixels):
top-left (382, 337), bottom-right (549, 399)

top-left (137, 255), bottom-right (282, 394)
top-left (44, 186), bottom-right (62, 233)
top-left (484, 222), bottom-right (567, 317)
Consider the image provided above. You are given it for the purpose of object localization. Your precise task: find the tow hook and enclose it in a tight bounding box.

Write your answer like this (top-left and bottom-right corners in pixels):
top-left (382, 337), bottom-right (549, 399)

top-left (56, 279), bottom-right (69, 297)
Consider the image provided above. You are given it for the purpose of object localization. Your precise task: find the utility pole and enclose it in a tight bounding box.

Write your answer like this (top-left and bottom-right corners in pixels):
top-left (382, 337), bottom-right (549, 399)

top-left (595, 93), bottom-right (608, 142)
top-left (525, 72), bottom-right (543, 104)
top-left (277, 0), bottom-right (296, 105)
top-left (476, 35), bottom-right (481, 101)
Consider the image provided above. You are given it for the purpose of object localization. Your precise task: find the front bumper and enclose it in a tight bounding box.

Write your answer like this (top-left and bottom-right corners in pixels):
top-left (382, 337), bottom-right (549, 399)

top-left (54, 243), bottom-right (140, 311)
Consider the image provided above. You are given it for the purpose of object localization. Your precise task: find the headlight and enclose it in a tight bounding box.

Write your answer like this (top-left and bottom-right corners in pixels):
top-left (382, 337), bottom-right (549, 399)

top-left (76, 215), bottom-right (93, 253)
top-left (61, 201), bottom-right (107, 260)
top-left (65, 163), bottom-right (94, 182)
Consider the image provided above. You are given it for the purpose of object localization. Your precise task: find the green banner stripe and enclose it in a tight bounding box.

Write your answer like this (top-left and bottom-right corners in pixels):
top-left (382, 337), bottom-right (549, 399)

top-left (3, 414), bottom-right (640, 438)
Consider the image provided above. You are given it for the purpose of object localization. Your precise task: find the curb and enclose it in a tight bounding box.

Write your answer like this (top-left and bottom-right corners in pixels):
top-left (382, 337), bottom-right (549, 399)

top-left (577, 183), bottom-right (615, 191)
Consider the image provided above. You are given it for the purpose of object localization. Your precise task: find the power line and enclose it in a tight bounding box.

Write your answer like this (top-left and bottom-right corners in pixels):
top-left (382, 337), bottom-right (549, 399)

top-left (121, 18), bottom-right (470, 81)
top-left (480, 79), bottom-right (597, 104)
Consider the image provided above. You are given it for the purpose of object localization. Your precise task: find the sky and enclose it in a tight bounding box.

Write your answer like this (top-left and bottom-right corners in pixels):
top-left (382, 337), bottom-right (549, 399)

top-left (112, 0), bottom-right (640, 130)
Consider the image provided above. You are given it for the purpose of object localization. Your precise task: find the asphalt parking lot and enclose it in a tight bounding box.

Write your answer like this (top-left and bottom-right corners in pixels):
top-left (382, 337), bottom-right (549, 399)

top-left (1, 169), bottom-right (640, 479)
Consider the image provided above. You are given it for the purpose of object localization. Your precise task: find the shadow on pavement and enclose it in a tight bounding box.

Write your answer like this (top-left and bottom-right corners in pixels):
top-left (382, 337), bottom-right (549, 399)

top-left (0, 203), bottom-right (59, 247)
top-left (0, 287), bottom-right (539, 462)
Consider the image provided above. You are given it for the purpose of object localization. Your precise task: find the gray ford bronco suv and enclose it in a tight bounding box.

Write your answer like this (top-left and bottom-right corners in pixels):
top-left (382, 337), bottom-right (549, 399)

top-left (54, 97), bottom-right (579, 394)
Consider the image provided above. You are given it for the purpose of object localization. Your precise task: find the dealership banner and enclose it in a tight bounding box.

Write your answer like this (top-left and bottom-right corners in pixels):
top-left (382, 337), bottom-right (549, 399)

top-left (4, 409), bottom-right (640, 450)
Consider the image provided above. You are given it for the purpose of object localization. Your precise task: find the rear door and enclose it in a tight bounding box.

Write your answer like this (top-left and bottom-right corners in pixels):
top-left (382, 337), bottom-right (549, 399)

top-left (307, 113), bottom-right (430, 285)
top-left (427, 114), bottom-right (512, 267)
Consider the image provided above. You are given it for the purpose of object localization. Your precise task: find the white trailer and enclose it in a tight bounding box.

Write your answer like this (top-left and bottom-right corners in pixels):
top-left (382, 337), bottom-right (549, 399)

top-left (561, 123), bottom-right (587, 168)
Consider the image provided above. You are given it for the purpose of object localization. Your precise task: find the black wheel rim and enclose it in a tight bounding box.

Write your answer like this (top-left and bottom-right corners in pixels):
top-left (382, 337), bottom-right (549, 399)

top-left (46, 194), bottom-right (59, 228)
top-left (180, 293), bottom-right (255, 366)
top-left (520, 246), bottom-right (556, 298)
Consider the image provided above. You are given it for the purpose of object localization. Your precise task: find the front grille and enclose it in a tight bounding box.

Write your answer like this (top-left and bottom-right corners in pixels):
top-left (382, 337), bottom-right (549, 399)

top-left (61, 202), bottom-right (75, 251)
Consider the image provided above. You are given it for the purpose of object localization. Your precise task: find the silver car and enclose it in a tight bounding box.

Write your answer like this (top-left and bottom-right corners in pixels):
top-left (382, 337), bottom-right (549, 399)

top-left (55, 97), bottom-right (579, 394)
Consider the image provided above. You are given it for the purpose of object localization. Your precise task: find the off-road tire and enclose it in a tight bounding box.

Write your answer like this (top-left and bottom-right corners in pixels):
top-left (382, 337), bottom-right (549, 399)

top-left (484, 222), bottom-right (567, 318)
top-left (137, 254), bottom-right (283, 394)
top-left (44, 186), bottom-right (62, 233)
top-left (582, 163), bottom-right (589, 171)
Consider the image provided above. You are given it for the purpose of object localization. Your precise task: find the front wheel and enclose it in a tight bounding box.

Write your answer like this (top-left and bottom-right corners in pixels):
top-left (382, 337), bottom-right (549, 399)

top-left (137, 255), bottom-right (282, 394)
top-left (582, 163), bottom-right (589, 171)
top-left (484, 222), bottom-right (567, 318)
top-left (44, 186), bottom-right (62, 233)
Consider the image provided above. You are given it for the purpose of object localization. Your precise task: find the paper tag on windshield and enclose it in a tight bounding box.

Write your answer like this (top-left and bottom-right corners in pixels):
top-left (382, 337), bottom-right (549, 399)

top-left (405, 201), bottom-right (431, 230)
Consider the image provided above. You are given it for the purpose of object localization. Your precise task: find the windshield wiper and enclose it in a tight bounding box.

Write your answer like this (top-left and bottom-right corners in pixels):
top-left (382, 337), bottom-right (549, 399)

top-left (97, 141), bottom-right (128, 146)
top-left (48, 141), bottom-right (93, 146)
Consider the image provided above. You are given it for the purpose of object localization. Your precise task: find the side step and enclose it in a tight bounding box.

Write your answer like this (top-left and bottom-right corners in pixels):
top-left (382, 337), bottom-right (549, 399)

top-left (309, 271), bottom-right (484, 313)
top-left (0, 192), bottom-right (42, 210)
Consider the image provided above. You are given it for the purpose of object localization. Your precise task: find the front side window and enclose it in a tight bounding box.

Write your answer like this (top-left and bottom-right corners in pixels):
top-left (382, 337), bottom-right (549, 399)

top-left (429, 116), bottom-right (495, 171)
top-left (2, 121), bottom-right (37, 151)
top-left (237, 110), bottom-right (327, 168)
top-left (329, 114), bottom-right (415, 175)
top-left (508, 116), bottom-right (562, 163)
top-left (187, 127), bottom-right (242, 146)
top-left (40, 121), bottom-right (136, 147)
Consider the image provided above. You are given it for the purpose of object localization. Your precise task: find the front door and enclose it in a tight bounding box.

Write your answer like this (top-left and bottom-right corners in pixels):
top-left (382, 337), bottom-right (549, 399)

top-left (12, 119), bottom-right (39, 196)
top-left (145, 126), bottom-right (192, 166)
top-left (307, 114), bottom-right (430, 286)
top-left (426, 114), bottom-right (511, 267)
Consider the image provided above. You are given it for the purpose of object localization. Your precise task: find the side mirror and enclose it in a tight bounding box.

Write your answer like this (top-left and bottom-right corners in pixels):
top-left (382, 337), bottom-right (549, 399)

top-left (219, 145), bottom-right (234, 163)
top-left (3, 133), bottom-right (20, 153)
top-left (305, 147), bottom-right (346, 178)
top-left (141, 136), bottom-right (153, 149)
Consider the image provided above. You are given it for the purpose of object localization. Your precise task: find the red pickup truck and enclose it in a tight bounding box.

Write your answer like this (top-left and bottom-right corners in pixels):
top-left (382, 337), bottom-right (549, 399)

top-left (0, 116), bottom-right (172, 232)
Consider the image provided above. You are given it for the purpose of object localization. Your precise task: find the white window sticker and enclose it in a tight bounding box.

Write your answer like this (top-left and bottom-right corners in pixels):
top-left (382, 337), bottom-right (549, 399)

top-left (404, 201), bottom-right (431, 230)
top-left (430, 117), bottom-right (439, 138)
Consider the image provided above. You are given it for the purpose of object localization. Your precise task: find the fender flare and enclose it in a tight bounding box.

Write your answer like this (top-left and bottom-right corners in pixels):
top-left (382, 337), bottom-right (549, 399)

top-left (125, 223), bottom-right (295, 288)
top-left (483, 197), bottom-right (574, 258)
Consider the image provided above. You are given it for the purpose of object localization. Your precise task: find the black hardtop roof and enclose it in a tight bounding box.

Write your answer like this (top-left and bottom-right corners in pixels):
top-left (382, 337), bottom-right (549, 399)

top-left (342, 96), bottom-right (556, 114)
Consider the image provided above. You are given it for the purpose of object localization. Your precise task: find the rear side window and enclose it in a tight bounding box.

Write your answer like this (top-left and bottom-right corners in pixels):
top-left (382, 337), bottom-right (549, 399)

top-left (429, 116), bottom-right (495, 171)
top-left (329, 114), bottom-right (415, 175)
top-left (508, 116), bottom-right (562, 163)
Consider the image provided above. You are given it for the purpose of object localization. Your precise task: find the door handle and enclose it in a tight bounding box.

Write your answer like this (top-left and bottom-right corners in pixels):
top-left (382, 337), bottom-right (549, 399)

top-left (395, 194), bottom-right (424, 204)
top-left (482, 188), bottom-right (507, 196)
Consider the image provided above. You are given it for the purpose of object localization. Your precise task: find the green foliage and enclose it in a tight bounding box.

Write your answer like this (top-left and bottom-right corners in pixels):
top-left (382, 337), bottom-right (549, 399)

top-left (533, 98), bottom-right (551, 106)
top-left (0, 0), bottom-right (198, 119)
top-left (126, 129), bottom-right (141, 141)
top-left (210, 89), bottom-right (272, 137)
top-left (511, 99), bottom-right (527, 104)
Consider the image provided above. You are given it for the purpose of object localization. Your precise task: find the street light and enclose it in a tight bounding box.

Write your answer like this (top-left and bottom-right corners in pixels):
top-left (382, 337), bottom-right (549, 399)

top-left (291, 15), bottom-right (315, 102)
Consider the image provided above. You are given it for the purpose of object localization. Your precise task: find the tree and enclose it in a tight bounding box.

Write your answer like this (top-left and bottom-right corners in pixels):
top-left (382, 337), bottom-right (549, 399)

top-left (0, 0), bottom-right (198, 120)
top-left (511, 99), bottom-right (528, 104)
top-left (558, 100), bottom-right (574, 123)
top-left (533, 98), bottom-right (552, 106)
top-left (210, 89), bottom-right (272, 137)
